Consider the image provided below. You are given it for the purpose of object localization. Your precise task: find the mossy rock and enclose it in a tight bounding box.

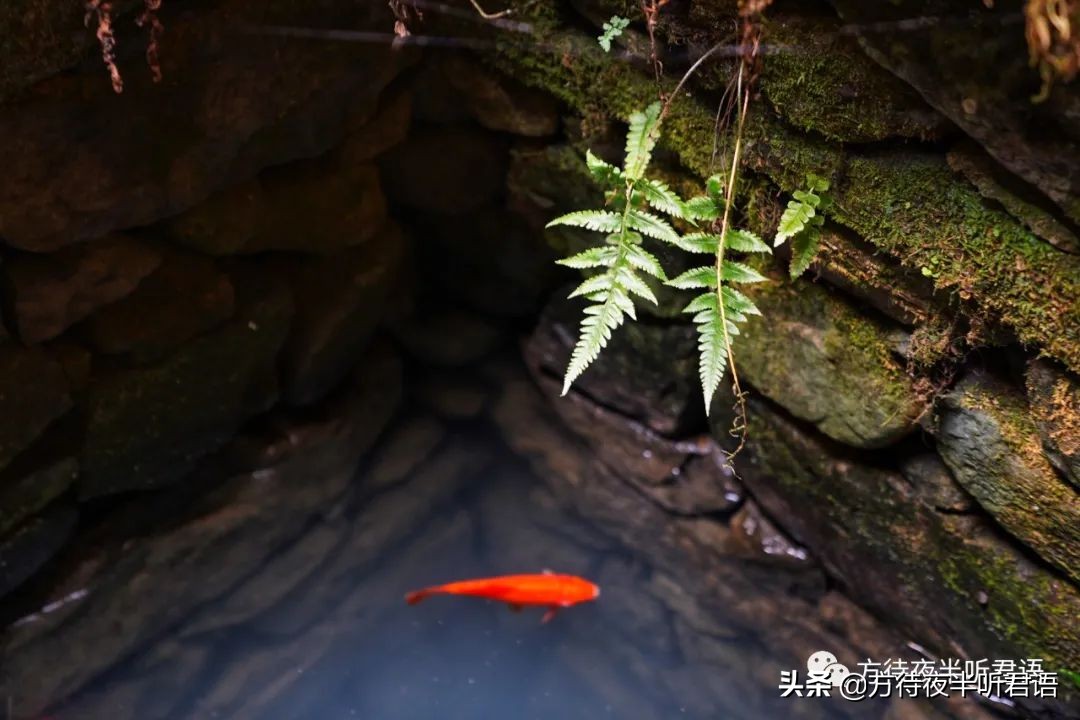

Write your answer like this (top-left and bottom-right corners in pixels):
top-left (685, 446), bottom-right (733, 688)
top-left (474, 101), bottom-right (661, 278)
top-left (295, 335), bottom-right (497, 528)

top-left (569, 0), bottom-right (946, 141)
top-left (937, 371), bottom-right (1080, 585)
top-left (1026, 359), bottom-right (1080, 489)
top-left (736, 275), bottom-right (923, 448)
top-left (489, 14), bottom-right (1080, 376)
top-left (829, 0), bottom-right (1080, 225)
top-left (78, 269), bottom-right (294, 499)
top-left (716, 399), bottom-right (1080, 689)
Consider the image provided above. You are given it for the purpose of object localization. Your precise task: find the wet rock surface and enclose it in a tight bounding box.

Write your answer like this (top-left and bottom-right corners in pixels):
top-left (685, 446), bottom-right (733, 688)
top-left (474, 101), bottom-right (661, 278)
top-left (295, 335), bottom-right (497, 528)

top-left (0, 345), bottom-right (403, 716)
top-left (1027, 358), bottom-right (1080, 489)
top-left (937, 371), bottom-right (1080, 584)
top-left (736, 276), bottom-right (924, 448)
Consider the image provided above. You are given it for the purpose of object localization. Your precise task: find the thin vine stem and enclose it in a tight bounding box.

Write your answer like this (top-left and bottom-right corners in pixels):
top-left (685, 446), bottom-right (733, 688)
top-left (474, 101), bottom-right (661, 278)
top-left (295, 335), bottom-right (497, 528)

top-left (714, 60), bottom-right (753, 457)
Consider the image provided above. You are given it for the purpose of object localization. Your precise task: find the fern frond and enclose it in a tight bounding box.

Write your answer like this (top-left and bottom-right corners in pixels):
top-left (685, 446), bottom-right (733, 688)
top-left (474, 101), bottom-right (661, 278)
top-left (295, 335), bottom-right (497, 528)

top-left (585, 150), bottom-right (624, 188)
top-left (672, 232), bottom-right (719, 254)
top-left (668, 266), bottom-right (718, 290)
top-left (624, 243), bottom-right (667, 279)
top-left (623, 102), bottom-right (662, 181)
top-left (683, 195), bottom-right (720, 221)
top-left (792, 189), bottom-right (821, 208)
top-left (724, 229), bottom-right (771, 254)
top-left (774, 198), bottom-right (816, 247)
top-left (805, 173), bottom-right (830, 193)
top-left (682, 292), bottom-right (729, 415)
top-left (721, 261), bottom-right (768, 284)
top-left (617, 266), bottom-right (659, 304)
top-left (568, 272), bottom-right (618, 299)
top-left (789, 223), bottom-right (821, 279)
top-left (563, 287), bottom-right (629, 394)
top-left (722, 286), bottom-right (761, 317)
top-left (637, 178), bottom-right (685, 218)
top-left (705, 175), bottom-right (724, 199)
top-left (626, 209), bottom-right (680, 244)
top-left (547, 210), bottom-right (623, 232)
top-left (556, 246), bottom-right (619, 269)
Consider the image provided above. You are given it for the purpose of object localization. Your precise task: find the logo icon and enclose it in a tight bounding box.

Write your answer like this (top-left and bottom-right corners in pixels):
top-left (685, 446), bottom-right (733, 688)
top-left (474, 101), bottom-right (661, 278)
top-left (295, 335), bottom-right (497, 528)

top-left (807, 650), bottom-right (850, 687)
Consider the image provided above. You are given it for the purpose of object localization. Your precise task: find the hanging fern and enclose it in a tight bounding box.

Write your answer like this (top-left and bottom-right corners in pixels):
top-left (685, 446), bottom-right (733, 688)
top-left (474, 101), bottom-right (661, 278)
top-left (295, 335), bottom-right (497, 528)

top-left (667, 191), bottom-right (770, 414)
top-left (549, 103), bottom-right (828, 417)
top-left (774, 174), bottom-right (831, 279)
top-left (547, 102), bottom-right (686, 395)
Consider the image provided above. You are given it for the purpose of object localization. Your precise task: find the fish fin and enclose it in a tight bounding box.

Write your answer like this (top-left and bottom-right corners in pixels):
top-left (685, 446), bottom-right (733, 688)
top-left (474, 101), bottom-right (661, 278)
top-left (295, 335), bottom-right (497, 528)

top-left (507, 603), bottom-right (524, 613)
top-left (405, 589), bottom-right (432, 606)
top-left (541, 607), bottom-right (558, 624)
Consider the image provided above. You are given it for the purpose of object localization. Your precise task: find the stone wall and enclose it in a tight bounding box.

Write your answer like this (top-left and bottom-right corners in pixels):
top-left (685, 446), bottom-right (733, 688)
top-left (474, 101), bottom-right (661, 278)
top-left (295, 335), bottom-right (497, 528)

top-left (0, 0), bottom-right (1078, 718)
top-left (471, 0), bottom-right (1080, 713)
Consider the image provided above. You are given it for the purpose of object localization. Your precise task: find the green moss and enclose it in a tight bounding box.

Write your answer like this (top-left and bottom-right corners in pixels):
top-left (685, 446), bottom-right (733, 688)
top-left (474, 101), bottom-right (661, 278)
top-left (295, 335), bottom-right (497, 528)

top-left (491, 14), bottom-right (1080, 375)
top-left (736, 402), bottom-right (1080, 671)
top-left (935, 522), bottom-right (1080, 668)
top-left (938, 373), bottom-right (1080, 584)
top-left (735, 277), bottom-right (922, 447)
top-left (756, 15), bottom-right (947, 142)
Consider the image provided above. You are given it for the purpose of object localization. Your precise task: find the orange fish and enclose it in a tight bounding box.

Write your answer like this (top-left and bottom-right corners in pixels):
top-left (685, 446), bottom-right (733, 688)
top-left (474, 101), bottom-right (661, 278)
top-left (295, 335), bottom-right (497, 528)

top-left (405, 571), bottom-right (600, 623)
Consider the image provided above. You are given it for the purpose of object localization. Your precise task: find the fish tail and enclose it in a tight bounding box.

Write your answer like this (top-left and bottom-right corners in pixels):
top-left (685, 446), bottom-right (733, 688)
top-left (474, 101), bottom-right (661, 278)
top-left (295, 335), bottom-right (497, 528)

top-left (405, 587), bottom-right (437, 605)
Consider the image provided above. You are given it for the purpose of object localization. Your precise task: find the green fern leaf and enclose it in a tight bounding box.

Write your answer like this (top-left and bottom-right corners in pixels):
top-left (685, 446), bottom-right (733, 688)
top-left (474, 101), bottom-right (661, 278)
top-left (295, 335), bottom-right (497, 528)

top-left (626, 209), bottom-right (679, 244)
top-left (705, 175), bottom-right (724, 199)
top-left (668, 266), bottom-right (718, 290)
top-left (682, 292), bottom-right (716, 314)
top-left (568, 272), bottom-right (616, 299)
top-left (624, 243), bottom-right (667, 279)
top-left (789, 224), bottom-right (821, 279)
top-left (724, 229), bottom-right (771, 254)
top-left (617, 266), bottom-right (659, 304)
top-left (721, 261), bottom-right (768, 284)
top-left (672, 232), bottom-right (719, 254)
top-left (806, 173), bottom-right (830, 193)
top-left (585, 150), bottom-right (624, 188)
top-left (547, 210), bottom-right (623, 232)
top-left (722, 286), bottom-right (761, 316)
top-left (791, 189), bottom-right (821, 208)
top-left (624, 102), bottom-right (662, 181)
top-left (774, 198), bottom-right (816, 247)
top-left (683, 195), bottom-right (720, 221)
top-left (556, 246), bottom-right (619, 269)
top-left (682, 292), bottom-right (729, 414)
top-left (563, 287), bottom-right (629, 394)
top-left (637, 178), bottom-right (685, 218)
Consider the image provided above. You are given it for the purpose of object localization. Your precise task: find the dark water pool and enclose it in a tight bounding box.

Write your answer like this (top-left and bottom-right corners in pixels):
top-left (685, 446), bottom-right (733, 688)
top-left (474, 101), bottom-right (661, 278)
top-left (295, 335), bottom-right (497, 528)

top-left (6, 386), bottom-right (922, 720)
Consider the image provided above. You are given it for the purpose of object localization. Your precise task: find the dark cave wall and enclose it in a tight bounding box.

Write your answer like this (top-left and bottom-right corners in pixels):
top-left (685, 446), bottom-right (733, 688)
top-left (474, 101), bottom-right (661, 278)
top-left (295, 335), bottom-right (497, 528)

top-left (0, 0), bottom-right (1078, 718)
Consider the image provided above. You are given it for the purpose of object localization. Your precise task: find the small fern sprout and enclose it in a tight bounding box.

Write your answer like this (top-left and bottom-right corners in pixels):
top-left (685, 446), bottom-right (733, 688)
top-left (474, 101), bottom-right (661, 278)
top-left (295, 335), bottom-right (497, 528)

top-left (668, 179), bottom-right (771, 414)
top-left (598, 15), bottom-right (630, 52)
top-left (547, 102), bottom-right (688, 395)
top-left (774, 173), bottom-right (831, 279)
